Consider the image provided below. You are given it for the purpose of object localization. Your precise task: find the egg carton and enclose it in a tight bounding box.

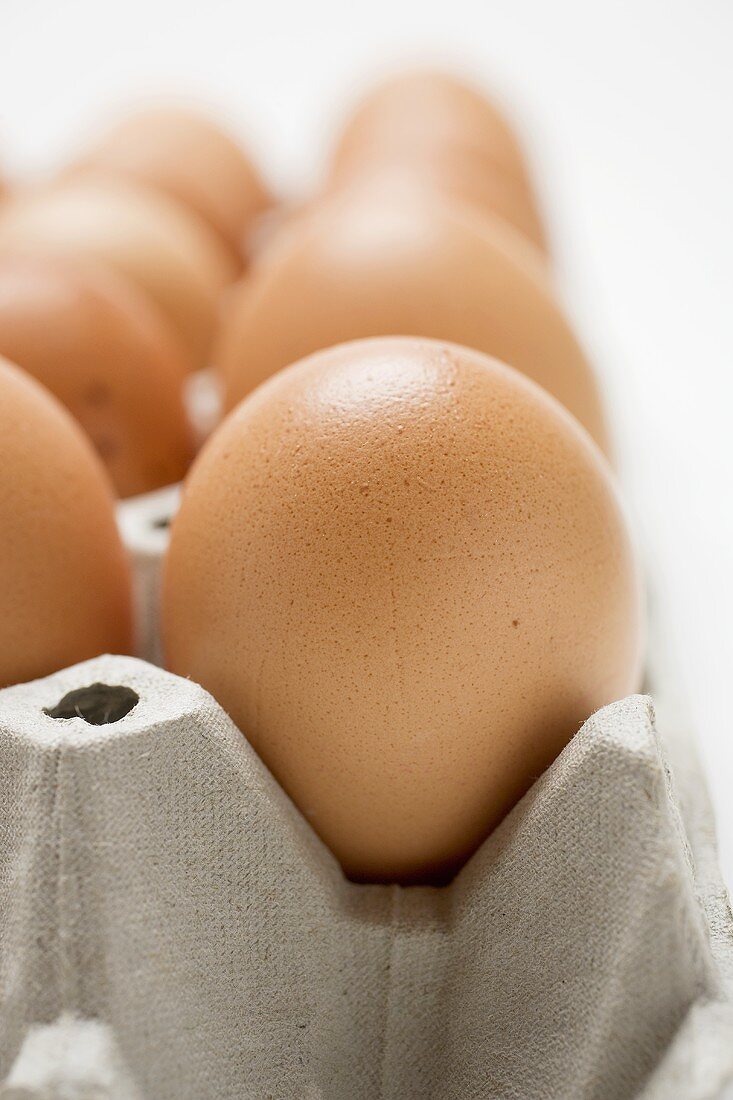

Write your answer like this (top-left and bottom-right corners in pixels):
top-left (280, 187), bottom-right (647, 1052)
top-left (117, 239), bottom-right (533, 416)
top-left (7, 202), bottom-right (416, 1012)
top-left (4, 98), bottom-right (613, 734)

top-left (0, 485), bottom-right (731, 1100)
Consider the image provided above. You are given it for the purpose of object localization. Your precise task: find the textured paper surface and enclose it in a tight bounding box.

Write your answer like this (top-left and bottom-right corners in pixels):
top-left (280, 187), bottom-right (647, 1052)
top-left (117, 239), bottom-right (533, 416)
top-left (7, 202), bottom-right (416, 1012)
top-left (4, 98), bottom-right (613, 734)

top-left (0, 651), bottom-right (731, 1099)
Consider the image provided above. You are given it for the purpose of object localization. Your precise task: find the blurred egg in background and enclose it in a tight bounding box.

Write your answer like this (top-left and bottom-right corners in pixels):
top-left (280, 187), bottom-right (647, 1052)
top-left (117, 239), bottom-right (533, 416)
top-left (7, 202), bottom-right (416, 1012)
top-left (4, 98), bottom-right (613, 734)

top-left (327, 69), bottom-right (547, 253)
top-left (216, 189), bottom-right (608, 450)
top-left (0, 254), bottom-right (195, 497)
top-left (0, 356), bottom-right (132, 688)
top-left (0, 179), bottom-right (237, 370)
top-left (70, 105), bottom-right (273, 266)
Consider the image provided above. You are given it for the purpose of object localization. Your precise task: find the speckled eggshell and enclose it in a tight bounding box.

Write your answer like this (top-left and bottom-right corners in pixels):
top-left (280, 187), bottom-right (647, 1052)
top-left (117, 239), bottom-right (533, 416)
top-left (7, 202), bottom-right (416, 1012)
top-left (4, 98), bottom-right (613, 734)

top-left (216, 190), bottom-right (609, 452)
top-left (0, 356), bottom-right (132, 688)
top-left (163, 337), bottom-right (643, 883)
top-left (0, 254), bottom-right (195, 497)
top-left (73, 106), bottom-right (272, 262)
top-left (0, 180), bottom-right (237, 370)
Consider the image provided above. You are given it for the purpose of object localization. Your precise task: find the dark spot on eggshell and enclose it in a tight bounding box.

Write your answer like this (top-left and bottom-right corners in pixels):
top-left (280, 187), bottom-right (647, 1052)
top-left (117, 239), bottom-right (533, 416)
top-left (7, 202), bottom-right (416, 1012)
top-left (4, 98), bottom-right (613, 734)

top-left (85, 382), bottom-right (111, 407)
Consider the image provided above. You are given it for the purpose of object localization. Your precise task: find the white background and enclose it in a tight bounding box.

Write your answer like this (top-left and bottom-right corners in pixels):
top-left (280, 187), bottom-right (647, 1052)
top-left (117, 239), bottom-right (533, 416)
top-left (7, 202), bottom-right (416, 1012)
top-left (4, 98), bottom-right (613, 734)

top-left (2, 0), bottom-right (732, 884)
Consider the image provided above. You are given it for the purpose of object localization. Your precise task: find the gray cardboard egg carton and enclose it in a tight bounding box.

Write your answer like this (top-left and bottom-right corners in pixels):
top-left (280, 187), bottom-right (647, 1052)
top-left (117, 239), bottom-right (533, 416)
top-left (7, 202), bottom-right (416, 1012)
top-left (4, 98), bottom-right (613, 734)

top-left (0, 483), bottom-right (731, 1100)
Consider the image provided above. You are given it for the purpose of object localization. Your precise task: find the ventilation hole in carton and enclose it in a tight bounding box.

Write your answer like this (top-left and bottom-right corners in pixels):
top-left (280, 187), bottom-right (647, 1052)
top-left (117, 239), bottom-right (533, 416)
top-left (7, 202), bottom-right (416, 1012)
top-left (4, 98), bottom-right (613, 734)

top-left (151, 515), bottom-right (171, 530)
top-left (44, 684), bottom-right (139, 725)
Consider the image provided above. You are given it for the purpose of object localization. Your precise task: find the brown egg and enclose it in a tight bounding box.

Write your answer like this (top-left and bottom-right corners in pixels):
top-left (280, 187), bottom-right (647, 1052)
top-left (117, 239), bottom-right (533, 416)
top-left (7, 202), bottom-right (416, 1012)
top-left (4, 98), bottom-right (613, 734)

top-left (163, 338), bottom-right (643, 883)
top-left (333, 70), bottom-right (534, 191)
top-left (0, 180), bottom-right (237, 370)
top-left (0, 355), bottom-right (132, 687)
top-left (216, 190), bottom-right (609, 452)
top-left (0, 254), bottom-right (195, 497)
top-left (73, 106), bottom-right (272, 262)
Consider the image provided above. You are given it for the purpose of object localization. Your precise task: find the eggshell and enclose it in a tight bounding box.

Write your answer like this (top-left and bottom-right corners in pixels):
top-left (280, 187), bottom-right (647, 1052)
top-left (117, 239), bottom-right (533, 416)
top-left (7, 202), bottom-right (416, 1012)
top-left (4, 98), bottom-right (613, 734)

top-left (73, 106), bottom-right (271, 261)
top-left (0, 355), bottom-right (132, 687)
top-left (0, 180), bottom-right (237, 370)
top-left (331, 70), bottom-right (536, 195)
top-left (216, 190), bottom-right (609, 452)
top-left (163, 337), bottom-right (643, 883)
top-left (0, 254), bottom-right (195, 497)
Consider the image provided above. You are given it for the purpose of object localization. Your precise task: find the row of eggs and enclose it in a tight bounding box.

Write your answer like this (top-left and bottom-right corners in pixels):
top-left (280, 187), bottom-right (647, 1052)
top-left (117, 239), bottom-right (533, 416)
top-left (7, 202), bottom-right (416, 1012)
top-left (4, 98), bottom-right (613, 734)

top-left (0, 71), bottom-right (643, 883)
